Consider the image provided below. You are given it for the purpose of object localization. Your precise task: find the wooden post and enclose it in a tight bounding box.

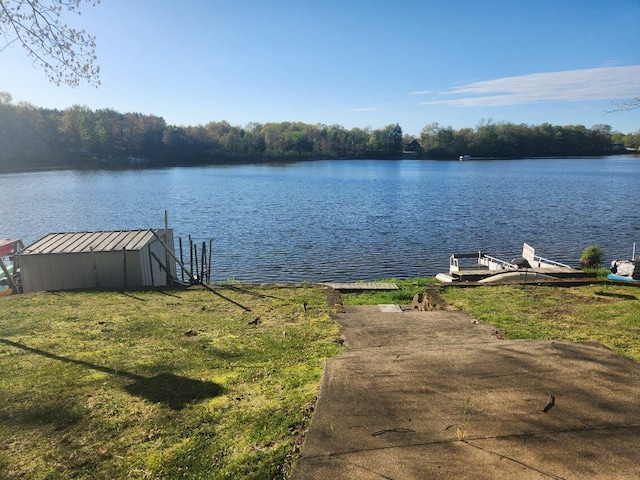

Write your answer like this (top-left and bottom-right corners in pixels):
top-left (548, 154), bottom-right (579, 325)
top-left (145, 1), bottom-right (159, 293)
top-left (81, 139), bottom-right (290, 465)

top-left (179, 237), bottom-right (185, 282)
top-left (201, 241), bottom-right (206, 284)
top-left (189, 235), bottom-right (193, 282)
top-left (208, 239), bottom-right (212, 284)
top-left (164, 210), bottom-right (171, 285)
top-left (12, 240), bottom-right (24, 278)
top-left (193, 243), bottom-right (199, 284)
top-left (149, 230), bottom-right (195, 283)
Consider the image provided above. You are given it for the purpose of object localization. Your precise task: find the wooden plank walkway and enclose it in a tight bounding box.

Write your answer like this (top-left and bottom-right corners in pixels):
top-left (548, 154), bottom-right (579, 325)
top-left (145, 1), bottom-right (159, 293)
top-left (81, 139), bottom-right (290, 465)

top-left (322, 282), bottom-right (398, 292)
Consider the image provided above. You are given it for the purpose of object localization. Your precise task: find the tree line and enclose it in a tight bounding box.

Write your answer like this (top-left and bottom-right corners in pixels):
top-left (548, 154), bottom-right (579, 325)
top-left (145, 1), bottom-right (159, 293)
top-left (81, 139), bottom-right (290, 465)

top-left (1, 94), bottom-right (638, 173)
top-left (419, 120), bottom-right (637, 159)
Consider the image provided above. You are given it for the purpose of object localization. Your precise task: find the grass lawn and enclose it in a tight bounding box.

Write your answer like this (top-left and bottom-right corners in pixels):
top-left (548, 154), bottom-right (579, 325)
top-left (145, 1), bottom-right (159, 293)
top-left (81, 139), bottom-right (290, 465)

top-left (441, 283), bottom-right (640, 362)
top-left (0, 285), bottom-right (341, 479)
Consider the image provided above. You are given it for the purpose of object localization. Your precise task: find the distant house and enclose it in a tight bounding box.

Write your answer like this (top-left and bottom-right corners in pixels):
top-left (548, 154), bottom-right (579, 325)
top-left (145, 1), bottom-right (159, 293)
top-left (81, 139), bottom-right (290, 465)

top-left (19, 229), bottom-right (176, 293)
top-left (403, 139), bottom-right (421, 154)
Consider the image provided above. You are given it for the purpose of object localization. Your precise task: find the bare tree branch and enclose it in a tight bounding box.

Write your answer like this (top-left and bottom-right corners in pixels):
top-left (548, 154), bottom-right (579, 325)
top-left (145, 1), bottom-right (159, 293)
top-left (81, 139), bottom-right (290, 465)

top-left (609, 97), bottom-right (640, 112)
top-left (0, 0), bottom-right (100, 87)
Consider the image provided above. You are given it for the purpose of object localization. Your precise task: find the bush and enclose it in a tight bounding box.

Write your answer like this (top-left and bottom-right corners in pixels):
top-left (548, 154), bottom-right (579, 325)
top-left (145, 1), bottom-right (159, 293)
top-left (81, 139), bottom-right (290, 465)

top-left (580, 245), bottom-right (604, 269)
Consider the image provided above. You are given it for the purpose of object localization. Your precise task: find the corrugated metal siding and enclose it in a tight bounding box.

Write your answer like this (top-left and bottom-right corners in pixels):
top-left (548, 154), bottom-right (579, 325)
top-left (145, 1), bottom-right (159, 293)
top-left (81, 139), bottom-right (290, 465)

top-left (20, 229), bottom-right (176, 292)
top-left (143, 230), bottom-right (176, 286)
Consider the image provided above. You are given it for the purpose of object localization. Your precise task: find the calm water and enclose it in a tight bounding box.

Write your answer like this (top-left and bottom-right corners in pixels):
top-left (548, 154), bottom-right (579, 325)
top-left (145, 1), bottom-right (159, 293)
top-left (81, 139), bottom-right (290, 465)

top-left (2, 157), bottom-right (639, 282)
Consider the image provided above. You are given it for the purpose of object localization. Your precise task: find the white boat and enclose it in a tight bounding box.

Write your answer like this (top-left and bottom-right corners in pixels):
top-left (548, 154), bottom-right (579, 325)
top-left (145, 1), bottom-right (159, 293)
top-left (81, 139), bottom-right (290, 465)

top-left (608, 243), bottom-right (639, 283)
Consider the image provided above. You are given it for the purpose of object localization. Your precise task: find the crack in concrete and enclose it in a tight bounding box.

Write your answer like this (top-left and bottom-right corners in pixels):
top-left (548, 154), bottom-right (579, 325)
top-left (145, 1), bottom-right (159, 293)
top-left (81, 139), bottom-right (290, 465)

top-left (464, 441), bottom-right (566, 480)
top-left (300, 423), bottom-right (640, 460)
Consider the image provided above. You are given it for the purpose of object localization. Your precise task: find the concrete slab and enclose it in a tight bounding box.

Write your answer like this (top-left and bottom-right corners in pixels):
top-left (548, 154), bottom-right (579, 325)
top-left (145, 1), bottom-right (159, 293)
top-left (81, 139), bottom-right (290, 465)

top-left (292, 307), bottom-right (640, 479)
top-left (377, 304), bottom-right (403, 313)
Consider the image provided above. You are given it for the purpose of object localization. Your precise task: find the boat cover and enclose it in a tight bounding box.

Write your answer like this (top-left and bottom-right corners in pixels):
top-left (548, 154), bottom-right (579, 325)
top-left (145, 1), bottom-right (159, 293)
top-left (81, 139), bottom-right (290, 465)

top-left (0, 239), bottom-right (17, 257)
top-left (609, 260), bottom-right (640, 280)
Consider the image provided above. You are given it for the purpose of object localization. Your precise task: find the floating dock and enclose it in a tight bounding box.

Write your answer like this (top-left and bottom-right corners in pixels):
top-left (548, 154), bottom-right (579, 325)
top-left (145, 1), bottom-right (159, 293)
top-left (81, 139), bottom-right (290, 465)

top-left (437, 244), bottom-right (593, 283)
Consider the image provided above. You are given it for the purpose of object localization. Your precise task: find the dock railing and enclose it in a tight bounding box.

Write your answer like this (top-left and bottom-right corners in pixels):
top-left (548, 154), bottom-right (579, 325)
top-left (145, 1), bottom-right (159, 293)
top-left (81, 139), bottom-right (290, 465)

top-left (528, 254), bottom-right (571, 270)
top-left (450, 252), bottom-right (516, 272)
top-left (482, 254), bottom-right (517, 270)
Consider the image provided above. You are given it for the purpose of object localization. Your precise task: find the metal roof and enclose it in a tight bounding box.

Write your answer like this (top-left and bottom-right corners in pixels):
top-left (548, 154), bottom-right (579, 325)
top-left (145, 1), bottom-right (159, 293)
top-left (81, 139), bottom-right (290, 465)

top-left (22, 230), bottom-right (163, 255)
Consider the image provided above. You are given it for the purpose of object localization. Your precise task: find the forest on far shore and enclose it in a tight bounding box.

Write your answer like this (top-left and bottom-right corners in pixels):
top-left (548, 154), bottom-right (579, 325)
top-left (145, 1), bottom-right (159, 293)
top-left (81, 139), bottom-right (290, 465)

top-left (1, 94), bottom-right (639, 173)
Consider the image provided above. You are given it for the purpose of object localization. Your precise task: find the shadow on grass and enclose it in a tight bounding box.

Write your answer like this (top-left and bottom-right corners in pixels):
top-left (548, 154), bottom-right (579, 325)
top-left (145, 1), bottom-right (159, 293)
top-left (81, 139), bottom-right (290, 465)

top-left (119, 291), bottom-right (148, 301)
top-left (212, 283), bottom-right (280, 299)
top-left (203, 284), bottom-right (252, 311)
top-left (0, 338), bottom-right (224, 410)
top-left (203, 282), bottom-right (285, 311)
top-left (595, 290), bottom-right (638, 301)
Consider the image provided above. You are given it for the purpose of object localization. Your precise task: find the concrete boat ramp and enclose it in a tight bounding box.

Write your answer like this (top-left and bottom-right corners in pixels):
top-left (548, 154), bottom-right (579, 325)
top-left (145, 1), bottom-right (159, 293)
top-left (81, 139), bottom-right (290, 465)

top-left (291, 305), bottom-right (640, 479)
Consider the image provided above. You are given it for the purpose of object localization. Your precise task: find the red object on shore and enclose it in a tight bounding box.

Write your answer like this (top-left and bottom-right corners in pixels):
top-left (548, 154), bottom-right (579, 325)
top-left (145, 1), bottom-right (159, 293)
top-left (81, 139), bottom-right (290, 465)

top-left (0, 239), bottom-right (17, 257)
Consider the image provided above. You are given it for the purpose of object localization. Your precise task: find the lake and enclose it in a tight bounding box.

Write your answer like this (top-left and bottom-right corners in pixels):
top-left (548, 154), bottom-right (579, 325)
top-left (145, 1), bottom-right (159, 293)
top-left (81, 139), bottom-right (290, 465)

top-left (1, 156), bottom-right (639, 282)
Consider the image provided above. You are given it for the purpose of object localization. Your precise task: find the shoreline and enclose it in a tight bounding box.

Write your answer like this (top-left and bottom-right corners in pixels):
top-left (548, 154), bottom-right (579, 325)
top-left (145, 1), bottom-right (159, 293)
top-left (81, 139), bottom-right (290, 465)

top-left (1, 152), bottom-right (638, 175)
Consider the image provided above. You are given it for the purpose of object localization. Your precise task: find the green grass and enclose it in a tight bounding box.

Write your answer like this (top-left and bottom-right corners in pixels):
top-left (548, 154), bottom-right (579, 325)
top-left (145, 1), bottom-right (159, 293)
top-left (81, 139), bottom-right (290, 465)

top-left (0, 286), bottom-right (342, 479)
top-left (340, 278), bottom-right (438, 306)
top-left (582, 267), bottom-right (610, 279)
top-left (441, 283), bottom-right (640, 362)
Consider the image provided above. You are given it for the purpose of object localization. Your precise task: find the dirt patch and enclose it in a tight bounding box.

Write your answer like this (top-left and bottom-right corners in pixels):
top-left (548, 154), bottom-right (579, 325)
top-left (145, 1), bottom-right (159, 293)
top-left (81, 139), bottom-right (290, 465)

top-left (410, 285), bottom-right (452, 311)
top-left (323, 286), bottom-right (344, 313)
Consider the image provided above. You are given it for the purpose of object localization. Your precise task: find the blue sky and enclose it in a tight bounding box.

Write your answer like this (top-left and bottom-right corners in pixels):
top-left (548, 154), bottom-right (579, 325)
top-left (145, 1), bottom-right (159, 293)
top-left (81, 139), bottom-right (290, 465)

top-left (2, 0), bottom-right (640, 135)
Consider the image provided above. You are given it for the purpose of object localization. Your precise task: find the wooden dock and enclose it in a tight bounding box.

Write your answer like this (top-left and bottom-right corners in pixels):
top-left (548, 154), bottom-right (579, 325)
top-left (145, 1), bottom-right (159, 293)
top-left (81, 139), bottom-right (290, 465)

top-left (322, 282), bottom-right (398, 292)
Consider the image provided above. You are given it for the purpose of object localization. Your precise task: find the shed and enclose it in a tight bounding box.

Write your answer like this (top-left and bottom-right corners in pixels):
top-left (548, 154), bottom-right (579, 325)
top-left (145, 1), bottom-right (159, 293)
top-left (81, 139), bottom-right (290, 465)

top-left (19, 229), bottom-right (177, 293)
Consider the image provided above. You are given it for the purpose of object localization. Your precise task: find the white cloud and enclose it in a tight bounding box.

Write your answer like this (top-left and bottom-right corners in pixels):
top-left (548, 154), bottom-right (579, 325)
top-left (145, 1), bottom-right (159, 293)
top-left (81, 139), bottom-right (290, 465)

top-left (354, 107), bottom-right (378, 112)
top-left (421, 65), bottom-right (640, 107)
